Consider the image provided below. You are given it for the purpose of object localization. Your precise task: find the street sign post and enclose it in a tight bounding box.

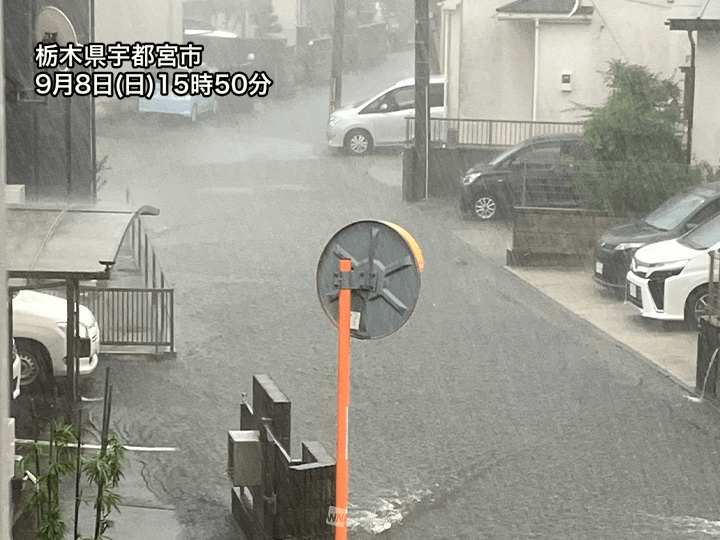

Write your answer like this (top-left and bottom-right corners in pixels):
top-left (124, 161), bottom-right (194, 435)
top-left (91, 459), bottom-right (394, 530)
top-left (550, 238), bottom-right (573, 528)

top-left (317, 220), bottom-right (423, 539)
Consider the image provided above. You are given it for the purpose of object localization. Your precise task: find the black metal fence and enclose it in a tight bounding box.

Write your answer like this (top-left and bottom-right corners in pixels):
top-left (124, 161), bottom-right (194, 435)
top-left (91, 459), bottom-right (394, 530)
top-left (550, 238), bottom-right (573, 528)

top-left (406, 117), bottom-right (584, 147)
top-left (81, 288), bottom-right (174, 351)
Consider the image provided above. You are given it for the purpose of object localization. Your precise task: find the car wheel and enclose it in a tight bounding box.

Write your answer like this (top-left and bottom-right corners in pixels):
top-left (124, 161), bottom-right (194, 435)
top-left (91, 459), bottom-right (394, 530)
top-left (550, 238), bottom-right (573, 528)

top-left (685, 285), bottom-right (710, 328)
top-left (16, 339), bottom-right (51, 394)
top-left (191, 104), bottom-right (198, 123)
top-left (473, 194), bottom-right (499, 220)
top-left (344, 129), bottom-right (373, 156)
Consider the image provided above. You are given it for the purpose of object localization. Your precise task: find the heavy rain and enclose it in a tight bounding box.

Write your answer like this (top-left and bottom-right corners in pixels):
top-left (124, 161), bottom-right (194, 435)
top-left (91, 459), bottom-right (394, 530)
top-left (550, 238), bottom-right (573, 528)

top-left (5, 1), bottom-right (720, 540)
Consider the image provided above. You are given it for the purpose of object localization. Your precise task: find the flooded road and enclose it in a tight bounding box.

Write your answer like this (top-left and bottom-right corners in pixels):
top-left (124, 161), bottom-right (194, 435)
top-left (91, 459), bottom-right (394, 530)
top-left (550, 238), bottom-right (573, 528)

top-left (91, 50), bottom-right (720, 539)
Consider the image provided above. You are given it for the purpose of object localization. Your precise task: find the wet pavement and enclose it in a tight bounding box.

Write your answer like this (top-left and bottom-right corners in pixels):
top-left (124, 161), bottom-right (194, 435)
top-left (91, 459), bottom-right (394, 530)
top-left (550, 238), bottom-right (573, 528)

top-left (12, 49), bottom-right (720, 540)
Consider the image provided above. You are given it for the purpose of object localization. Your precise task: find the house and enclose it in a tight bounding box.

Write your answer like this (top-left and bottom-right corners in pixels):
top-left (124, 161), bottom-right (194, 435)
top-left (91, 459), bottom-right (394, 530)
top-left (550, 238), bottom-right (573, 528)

top-left (438, 0), bottom-right (690, 124)
top-left (668, 0), bottom-right (720, 166)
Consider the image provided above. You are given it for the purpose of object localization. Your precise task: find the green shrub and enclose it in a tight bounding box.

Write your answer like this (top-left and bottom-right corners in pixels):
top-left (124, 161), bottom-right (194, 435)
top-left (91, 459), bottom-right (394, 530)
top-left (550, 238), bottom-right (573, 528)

top-left (571, 60), bottom-right (716, 217)
top-left (573, 160), bottom-right (714, 217)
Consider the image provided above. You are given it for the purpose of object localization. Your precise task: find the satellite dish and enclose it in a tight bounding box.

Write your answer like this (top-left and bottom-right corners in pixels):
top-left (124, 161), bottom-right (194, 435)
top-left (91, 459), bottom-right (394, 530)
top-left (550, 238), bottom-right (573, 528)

top-left (35, 7), bottom-right (77, 46)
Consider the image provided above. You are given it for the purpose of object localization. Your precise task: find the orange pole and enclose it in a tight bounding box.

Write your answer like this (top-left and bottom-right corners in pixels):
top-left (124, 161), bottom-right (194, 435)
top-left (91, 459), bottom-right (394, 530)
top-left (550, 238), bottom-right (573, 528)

top-left (336, 258), bottom-right (352, 539)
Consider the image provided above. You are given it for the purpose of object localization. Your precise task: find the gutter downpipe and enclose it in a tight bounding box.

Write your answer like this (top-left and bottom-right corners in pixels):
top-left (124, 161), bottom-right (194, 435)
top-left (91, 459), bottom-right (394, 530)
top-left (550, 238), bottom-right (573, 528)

top-left (686, 29), bottom-right (695, 165)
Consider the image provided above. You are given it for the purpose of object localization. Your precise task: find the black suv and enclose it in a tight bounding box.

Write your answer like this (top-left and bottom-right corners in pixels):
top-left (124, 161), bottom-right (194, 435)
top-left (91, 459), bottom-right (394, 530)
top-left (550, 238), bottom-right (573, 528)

top-left (460, 132), bottom-right (587, 220)
top-left (594, 180), bottom-right (720, 289)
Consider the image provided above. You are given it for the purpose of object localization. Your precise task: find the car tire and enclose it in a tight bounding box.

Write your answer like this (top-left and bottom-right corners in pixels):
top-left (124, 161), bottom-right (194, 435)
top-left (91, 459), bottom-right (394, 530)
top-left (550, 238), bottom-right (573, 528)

top-left (191, 104), bottom-right (198, 123)
top-left (685, 284), bottom-right (710, 328)
top-left (344, 129), bottom-right (373, 156)
top-left (473, 194), bottom-right (500, 220)
top-left (16, 339), bottom-right (51, 394)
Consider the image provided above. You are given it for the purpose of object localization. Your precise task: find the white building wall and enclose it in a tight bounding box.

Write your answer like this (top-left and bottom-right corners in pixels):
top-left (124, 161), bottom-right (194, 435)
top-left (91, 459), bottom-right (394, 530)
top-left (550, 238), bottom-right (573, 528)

top-left (95, 0), bottom-right (183, 44)
top-left (446, 0), bottom-right (689, 123)
top-left (457, 8), bottom-right (534, 120)
top-left (692, 29), bottom-right (720, 166)
top-left (441, 1), bottom-right (463, 118)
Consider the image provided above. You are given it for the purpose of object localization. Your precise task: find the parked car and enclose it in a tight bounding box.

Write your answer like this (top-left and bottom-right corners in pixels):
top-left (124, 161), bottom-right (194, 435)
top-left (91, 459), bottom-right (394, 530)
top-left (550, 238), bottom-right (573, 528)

top-left (12, 290), bottom-right (100, 393)
top-left (139, 64), bottom-right (219, 122)
top-left (459, 132), bottom-right (587, 220)
top-left (595, 181), bottom-right (720, 289)
top-left (626, 212), bottom-right (720, 326)
top-left (327, 75), bottom-right (446, 156)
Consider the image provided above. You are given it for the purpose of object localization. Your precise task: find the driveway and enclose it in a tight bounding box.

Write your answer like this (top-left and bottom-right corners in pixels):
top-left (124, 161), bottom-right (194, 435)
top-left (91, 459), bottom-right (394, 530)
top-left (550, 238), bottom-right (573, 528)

top-left (450, 214), bottom-right (699, 391)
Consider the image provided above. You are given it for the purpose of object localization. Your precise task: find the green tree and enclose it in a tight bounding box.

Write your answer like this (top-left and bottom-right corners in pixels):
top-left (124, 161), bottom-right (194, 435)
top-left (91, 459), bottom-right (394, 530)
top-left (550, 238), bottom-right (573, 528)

top-left (575, 60), bottom-right (711, 216)
top-left (583, 60), bottom-right (683, 164)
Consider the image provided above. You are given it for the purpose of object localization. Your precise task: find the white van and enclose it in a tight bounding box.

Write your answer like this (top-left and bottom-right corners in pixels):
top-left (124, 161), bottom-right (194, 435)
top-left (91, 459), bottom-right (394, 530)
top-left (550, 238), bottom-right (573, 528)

top-left (327, 76), bottom-right (446, 155)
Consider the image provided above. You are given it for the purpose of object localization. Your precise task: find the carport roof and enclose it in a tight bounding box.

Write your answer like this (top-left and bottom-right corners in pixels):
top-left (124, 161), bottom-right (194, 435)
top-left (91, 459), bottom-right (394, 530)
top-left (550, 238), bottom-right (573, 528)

top-left (6, 206), bottom-right (158, 280)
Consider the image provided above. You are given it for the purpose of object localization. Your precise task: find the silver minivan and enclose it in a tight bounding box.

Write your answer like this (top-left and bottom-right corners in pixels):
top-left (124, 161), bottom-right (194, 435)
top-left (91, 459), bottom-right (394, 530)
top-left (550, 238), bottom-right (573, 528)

top-left (327, 76), bottom-right (446, 155)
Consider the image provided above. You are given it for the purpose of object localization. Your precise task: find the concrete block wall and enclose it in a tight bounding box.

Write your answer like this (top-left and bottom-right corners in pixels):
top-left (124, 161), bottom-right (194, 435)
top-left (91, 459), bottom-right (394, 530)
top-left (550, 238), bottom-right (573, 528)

top-left (232, 375), bottom-right (335, 540)
top-left (508, 207), bottom-right (631, 267)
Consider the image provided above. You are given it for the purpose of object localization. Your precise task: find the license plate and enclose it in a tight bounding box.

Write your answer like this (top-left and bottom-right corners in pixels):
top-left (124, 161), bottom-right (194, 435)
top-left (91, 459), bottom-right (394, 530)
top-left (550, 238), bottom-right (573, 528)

top-left (596, 261), bottom-right (603, 275)
top-left (628, 283), bottom-right (637, 298)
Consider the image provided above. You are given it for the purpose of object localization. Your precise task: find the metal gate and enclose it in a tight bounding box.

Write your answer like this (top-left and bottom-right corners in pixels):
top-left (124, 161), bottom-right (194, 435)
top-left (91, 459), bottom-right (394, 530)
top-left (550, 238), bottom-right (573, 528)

top-left (81, 287), bottom-right (174, 353)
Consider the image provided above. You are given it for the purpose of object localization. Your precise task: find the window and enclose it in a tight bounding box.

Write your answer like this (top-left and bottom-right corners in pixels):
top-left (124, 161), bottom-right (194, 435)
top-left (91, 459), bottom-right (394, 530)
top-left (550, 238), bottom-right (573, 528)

top-left (513, 144), bottom-right (561, 166)
top-left (429, 83), bottom-right (444, 107)
top-left (390, 87), bottom-right (415, 111)
top-left (687, 199), bottom-right (720, 227)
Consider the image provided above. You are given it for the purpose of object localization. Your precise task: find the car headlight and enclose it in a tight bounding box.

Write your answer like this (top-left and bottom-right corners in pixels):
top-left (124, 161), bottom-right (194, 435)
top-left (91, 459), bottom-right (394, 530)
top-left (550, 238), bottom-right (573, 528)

top-left (328, 116), bottom-right (339, 128)
top-left (615, 242), bottom-right (645, 251)
top-left (462, 172), bottom-right (482, 186)
top-left (56, 322), bottom-right (90, 338)
top-left (637, 258), bottom-right (690, 274)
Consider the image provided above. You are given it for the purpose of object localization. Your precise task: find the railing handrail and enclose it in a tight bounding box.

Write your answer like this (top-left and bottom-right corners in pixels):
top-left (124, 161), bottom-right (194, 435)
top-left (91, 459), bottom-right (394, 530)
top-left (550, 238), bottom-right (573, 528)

top-left (405, 116), bottom-right (585, 148)
top-left (429, 117), bottom-right (584, 127)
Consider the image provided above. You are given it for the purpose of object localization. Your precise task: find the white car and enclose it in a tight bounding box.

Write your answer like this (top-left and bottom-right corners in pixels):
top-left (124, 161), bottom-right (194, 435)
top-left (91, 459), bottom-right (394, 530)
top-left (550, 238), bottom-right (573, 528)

top-left (12, 290), bottom-right (100, 392)
top-left (626, 212), bottom-right (720, 326)
top-left (327, 75), bottom-right (446, 155)
top-left (139, 64), bottom-right (219, 122)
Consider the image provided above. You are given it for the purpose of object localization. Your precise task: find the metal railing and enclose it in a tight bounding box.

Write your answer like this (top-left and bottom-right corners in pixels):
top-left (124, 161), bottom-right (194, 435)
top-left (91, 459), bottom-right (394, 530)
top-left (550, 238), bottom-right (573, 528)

top-left (82, 287), bottom-right (174, 351)
top-left (130, 217), bottom-right (169, 289)
top-left (406, 117), bottom-right (584, 147)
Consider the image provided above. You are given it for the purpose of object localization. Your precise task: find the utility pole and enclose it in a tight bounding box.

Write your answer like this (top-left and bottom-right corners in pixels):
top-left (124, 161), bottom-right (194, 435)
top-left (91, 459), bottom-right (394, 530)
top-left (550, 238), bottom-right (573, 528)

top-left (413, 0), bottom-right (430, 200)
top-left (0, 1), bottom-right (12, 538)
top-left (329, 0), bottom-right (345, 113)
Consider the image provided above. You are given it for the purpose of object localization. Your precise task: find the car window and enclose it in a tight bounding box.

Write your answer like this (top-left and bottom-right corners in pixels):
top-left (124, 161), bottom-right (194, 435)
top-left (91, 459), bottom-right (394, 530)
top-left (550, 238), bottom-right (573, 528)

top-left (512, 144), bottom-right (561, 166)
top-left (489, 145), bottom-right (525, 166)
top-left (429, 83), bottom-right (444, 107)
top-left (687, 199), bottom-right (720, 227)
top-left (644, 192), bottom-right (706, 231)
top-left (678, 212), bottom-right (720, 250)
top-left (390, 87), bottom-right (415, 111)
top-left (560, 140), bottom-right (587, 159)
top-left (360, 94), bottom-right (386, 114)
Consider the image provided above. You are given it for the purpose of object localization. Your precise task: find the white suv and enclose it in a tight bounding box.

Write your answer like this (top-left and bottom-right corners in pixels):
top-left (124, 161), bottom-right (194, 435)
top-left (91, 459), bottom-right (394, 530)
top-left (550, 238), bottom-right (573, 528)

top-left (626, 212), bottom-right (720, 326)
top-left (327, 76), bottom-right (446, 155)
top-left (12, 290), bottom-right (100, 392)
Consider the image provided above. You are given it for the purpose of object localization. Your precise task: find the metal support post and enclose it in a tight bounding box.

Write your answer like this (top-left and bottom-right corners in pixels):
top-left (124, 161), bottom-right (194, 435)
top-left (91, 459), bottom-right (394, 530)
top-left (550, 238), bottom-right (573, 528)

top-left (413, 0), bottom-right (430, 200)
top-left (336, 259), bottom-right (351, 539)
top-left (329, 0), bottom-right (345, 114)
